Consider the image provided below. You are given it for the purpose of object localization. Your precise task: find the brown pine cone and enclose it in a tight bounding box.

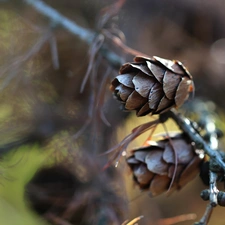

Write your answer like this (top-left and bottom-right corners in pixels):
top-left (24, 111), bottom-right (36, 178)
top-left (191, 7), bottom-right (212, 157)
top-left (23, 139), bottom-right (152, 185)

top-left (126, 133), bottom-right (203, 196)
top-left (111, 56), bottom-right (194, 116)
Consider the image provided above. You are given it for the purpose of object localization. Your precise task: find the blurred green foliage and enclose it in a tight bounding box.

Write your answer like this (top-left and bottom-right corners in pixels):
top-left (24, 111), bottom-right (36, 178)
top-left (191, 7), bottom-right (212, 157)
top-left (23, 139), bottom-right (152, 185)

top-left (0, 145), bottom-right (49, 225)
top-left (0, 9), bottom-right (48, 225)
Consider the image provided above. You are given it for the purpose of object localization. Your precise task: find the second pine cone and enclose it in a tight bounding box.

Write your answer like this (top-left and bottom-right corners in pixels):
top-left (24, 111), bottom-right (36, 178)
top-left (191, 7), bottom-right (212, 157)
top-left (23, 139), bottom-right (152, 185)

top-left (127, 133), bottom-right (203, 196)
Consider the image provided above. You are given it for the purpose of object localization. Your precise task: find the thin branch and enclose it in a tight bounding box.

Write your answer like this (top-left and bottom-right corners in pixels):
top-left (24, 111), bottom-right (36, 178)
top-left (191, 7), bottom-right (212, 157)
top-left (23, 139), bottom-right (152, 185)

top-left (209, 172), bottom-right (218, 207)
top-left (190, 101), bottom-right (220, 224)
top-left (122, 215), bottom-right (144, 225)
top-left (96, 66), bottom-right (112, 127)
top-left (158, 213), bottom-right (196, 225)
top-left (103, 29), bottom-right (149, 57)
top-left (162, 123), bottom-right (178, 194)
top-left (168, 110), bottom-right (225, 171)
top-left (23, 0), bottom-right (124, 69)
top-left (0, 31), bottom-right (51, 89)
top-left (103, 119), bottom-right (160, 169)
top-left (49, 35), bottom-right (60, 70)
top-left (98, 0), bottom-right (126, 29)
top-left (24, 0), bottom-right (95, 43)
top-left (203, 110), bottom-right (219, 207)
top-left (80, 34), bottom-right (105, 93)
top-left (194, 204), bottom-right (213, 225)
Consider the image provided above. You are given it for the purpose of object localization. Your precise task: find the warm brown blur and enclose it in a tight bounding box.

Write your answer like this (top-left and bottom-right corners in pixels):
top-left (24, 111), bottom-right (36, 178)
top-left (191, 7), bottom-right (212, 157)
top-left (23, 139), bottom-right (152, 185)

top-left (0, 1), bottom-right (225, 225)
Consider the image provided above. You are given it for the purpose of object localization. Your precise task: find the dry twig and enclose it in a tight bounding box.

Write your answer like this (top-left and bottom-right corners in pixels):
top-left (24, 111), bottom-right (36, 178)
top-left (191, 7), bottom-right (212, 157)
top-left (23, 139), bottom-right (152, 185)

top-left (23, 0), bottom-right (124, 69)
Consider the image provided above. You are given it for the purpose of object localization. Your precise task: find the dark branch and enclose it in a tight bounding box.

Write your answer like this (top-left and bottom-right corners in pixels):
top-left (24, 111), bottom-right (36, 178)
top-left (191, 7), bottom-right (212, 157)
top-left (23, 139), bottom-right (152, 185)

top-left (23, 0), bottom-right (124, 69)
top-left (168, 110), bottom-right (225, 171)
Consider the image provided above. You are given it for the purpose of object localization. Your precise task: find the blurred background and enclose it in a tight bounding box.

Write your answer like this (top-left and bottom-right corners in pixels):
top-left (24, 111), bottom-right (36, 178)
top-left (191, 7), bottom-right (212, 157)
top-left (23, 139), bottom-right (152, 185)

top-left (0, 0), bottom-right (225, 224)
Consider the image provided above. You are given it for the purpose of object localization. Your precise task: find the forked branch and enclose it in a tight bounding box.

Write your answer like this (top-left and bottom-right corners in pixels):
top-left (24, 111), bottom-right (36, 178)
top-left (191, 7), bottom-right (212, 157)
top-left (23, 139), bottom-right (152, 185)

top-left (167, 110), bottom-right (225, 171)
top-left (23, 0), bottom-right (124, 69)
